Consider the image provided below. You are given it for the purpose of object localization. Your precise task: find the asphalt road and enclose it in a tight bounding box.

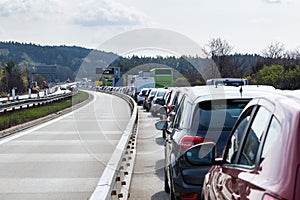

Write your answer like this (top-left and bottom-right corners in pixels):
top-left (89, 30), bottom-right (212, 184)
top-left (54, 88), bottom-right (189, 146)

top-left (129, 107), bottom-right (169, 200)
top-left (0, 91), bottom-right (131, 200)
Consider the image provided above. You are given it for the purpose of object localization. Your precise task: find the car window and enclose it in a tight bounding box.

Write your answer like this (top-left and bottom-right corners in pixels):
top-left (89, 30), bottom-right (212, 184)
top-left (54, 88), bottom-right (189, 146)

top-left (150, 90), bottom-right (157, 96)
top-left (191, 100), bottom-right (247, 132)
top-left (261, 116), bottom-right (281, 162)
top-left (226, 107), bottom-right (254, 164)
top-left (156, 90), bottom-right (166, 97)
top-left (237, 106), bottom-right (272, 167)
top-left (172, 96), bottom-right (186, 129)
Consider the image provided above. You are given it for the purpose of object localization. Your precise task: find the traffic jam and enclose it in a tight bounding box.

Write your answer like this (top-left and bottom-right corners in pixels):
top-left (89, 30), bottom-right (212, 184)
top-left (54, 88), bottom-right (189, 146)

top-left (131, 78), bottom-right (300, 200)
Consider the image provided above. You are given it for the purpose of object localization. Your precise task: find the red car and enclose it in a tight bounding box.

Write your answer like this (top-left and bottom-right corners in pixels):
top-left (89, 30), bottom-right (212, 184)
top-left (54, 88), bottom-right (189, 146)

top-left (185, 92), bottom-right (300, 200)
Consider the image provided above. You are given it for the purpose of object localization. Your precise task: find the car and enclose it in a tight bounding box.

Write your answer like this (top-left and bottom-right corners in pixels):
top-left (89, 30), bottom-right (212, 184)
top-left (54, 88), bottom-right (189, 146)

top-left (155, 85), bottom-right (277, 200)
top-left (137, 88), bottom-right (150, 105)
top-left (164, 88), bottom-right (181, 115)
top-left (144, 88), bottom-right (157, 112)
top-left (159, 87), bottom-right (189, 138)
top-left (150, 88), bottom-right (169, 117)
top-left (142, 88), bottom-right (152, 109)
top-left (200, 91), bottom-right (300, 200)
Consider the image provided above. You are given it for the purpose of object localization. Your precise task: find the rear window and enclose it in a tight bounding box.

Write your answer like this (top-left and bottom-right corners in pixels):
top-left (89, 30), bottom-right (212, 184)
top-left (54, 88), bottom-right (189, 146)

top-left (140, 89), bottom-right (148, 95)
top-left (156, 91), bottom-right (167, 97)
top-left (191, 99), bottom-right (249, 131)
top-left (149, 90), bottom-right (157, 96)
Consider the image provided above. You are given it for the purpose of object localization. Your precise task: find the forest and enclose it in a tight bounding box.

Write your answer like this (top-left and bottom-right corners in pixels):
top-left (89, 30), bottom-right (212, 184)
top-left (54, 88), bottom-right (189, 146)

top-left (0, 39), bottom-right (300, 96)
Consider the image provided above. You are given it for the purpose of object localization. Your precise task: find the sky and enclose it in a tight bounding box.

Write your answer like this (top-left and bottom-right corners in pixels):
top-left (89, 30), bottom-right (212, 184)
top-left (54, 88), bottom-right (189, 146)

top-left (0, 0), bottom-right (299, 56)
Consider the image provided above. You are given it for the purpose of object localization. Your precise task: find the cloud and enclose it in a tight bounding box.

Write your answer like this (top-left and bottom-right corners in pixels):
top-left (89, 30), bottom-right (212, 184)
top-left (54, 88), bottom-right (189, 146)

top-left (263, 0), bottom-right (282, 3)
top-left (0, 0), bottom-right (62, 20)
top-left (0, 0), bottom-right (150, 27)
top-left (72, 0), bottom-right (150, 27)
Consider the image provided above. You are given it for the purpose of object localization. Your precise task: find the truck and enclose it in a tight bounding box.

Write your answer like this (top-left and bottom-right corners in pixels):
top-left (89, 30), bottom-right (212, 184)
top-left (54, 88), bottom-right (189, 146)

top-left (133, 76), bottom-right (155, 101)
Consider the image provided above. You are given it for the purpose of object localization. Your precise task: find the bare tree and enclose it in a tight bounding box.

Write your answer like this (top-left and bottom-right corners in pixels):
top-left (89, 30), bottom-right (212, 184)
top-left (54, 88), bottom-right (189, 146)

top-left (286, 46), bottom-right (300, 59)
top-left (203, 38), bottom-right (233, 57)
top-left (202, 38), bottom-right (234, 77)
top-left (262, 42), bottom-right (285, 59)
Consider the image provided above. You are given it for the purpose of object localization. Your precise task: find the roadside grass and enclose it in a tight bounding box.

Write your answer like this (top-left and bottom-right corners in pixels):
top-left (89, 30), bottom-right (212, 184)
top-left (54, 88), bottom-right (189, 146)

top-left (0, 91), bottom-right (89, 131)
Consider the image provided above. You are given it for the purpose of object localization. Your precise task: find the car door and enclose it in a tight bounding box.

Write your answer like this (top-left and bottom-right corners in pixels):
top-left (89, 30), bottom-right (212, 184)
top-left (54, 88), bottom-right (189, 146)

top-left (165, 95), bottom-right (187, 185)
top-left (207, 104), bottom-right (273, 200)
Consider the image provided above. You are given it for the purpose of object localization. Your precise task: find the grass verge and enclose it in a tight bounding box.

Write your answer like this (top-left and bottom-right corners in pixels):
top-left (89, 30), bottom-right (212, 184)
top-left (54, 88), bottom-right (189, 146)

top-left (0, 91), bottom-right (89, 131)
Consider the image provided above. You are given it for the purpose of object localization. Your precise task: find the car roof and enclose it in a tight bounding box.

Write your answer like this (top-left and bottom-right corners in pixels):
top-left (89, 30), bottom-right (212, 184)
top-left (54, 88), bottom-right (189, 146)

top-left (177, 85), bottom-right (277, 104)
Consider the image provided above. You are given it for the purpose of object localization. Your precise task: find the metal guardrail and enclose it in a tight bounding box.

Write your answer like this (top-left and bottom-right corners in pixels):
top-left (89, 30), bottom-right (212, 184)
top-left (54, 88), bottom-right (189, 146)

top-left (0, 91), bottom-right (77, 113)
top-left (90, 90), bottom-right (138, 200)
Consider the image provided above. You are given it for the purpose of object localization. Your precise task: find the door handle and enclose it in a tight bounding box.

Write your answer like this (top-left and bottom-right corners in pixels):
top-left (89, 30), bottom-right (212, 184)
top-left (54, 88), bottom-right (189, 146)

top-left (216, 184), bottom-right (223, 191)
top-left (232, 193), bottom-right (241, 200)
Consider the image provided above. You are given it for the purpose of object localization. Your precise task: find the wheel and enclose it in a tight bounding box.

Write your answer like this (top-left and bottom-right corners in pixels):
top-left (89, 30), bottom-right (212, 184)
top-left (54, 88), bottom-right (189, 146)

top-left (170, 179), bottom-right (175, 200)
top-left (162, 131), bottom-right (166, 138)
top-left (164, 169), bottom-right (170, 193)
top-left (168, 168), bottom-right (175, 200)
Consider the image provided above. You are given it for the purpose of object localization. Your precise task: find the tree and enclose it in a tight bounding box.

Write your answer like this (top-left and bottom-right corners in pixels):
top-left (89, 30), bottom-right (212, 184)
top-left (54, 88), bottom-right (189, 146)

top-left (203, 38), bottom-right (233, 57)
top-left (203, 38), bottom-right (234, 77)
top-left (262, 42), bottom-right (285, 59)
top-left (248, 64), bottom-right (300, 89)
top-left (4, 60), bottom-right (15, 92)
top-left (174, 77), bottom-right (190, 87)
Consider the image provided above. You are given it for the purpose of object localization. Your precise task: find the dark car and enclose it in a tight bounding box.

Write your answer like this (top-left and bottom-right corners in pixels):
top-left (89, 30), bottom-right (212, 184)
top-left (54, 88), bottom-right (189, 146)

top-left (199, 91), bottom-right (300, 200)
top-left (144, 88), bottom-right (157, 112)
top-left (155, 85), bottom-right (276, 200)
top-left (163, 88), bottom-right (182, 115)
top-left (137, 88), bottom-right (150, 105)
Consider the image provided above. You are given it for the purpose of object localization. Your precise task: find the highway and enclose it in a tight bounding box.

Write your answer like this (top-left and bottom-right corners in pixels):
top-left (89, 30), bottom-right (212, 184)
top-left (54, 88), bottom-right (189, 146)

top-left (0, 91), bottom-right (131, 200)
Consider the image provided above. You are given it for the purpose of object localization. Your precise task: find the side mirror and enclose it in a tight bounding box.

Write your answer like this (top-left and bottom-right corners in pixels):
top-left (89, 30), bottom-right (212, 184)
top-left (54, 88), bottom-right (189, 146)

top-left (185, 142), bottom-right (216, 165)
top-left (155, 120), bottom-right (168, 131)
top-left (159, 106), bottom-right (167, 119)
top-left (159, 106), bottom-right (166, 115)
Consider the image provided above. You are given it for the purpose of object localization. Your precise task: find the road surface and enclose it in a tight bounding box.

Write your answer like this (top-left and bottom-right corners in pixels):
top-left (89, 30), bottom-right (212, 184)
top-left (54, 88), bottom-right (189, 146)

top-left (0, 91), bottom-right (131, 200)
top-left (129, 107), bottom-right (168, 199)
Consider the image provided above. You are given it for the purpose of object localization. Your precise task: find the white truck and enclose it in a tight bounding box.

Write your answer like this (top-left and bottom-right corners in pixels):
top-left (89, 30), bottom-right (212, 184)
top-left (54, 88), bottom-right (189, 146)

top-left (133, 76), bottom-right (155, 102)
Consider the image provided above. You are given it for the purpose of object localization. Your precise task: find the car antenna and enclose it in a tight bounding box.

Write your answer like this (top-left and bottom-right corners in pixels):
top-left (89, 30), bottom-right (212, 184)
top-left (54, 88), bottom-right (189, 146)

top-left (239, 85), bottom-right (243, 98)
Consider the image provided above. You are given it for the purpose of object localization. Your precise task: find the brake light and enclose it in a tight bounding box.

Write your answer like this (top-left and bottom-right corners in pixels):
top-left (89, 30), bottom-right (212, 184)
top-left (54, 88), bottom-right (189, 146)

top-left (139, 93), bottom-right (143, 96)
top-left (179, 136), bottom-right (205, 150)
top-left (262, 194), bottom-right (279, 200)
top-left (180, 193), bottom-right (198, 200)
top-left (167, 105), bottom-right (172, 114)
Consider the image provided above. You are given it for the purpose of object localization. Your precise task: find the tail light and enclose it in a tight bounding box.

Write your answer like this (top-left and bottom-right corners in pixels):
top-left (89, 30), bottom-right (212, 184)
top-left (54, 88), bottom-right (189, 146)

top-left (139, 93), bottom-right (143, 96)
top-left (180, 193), bottom-right (198, 200)
top-left (167, 104), bottom-right (172, 114)
top-left (179, 136), bottom-right (205, 150)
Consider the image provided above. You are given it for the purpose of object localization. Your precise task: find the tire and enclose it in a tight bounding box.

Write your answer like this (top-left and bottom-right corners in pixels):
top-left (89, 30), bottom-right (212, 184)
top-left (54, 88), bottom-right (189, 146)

top-left (162, 131), bottom-right (166, 138)
top-left (164, 169), bottom-right (170, 193)
top-left (170, 180), bottom-right (175, 200)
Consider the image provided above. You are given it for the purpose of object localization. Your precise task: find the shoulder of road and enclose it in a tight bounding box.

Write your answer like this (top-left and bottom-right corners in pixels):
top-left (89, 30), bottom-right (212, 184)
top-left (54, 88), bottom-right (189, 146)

top-left (0, 91), bottom-right (94, 138)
